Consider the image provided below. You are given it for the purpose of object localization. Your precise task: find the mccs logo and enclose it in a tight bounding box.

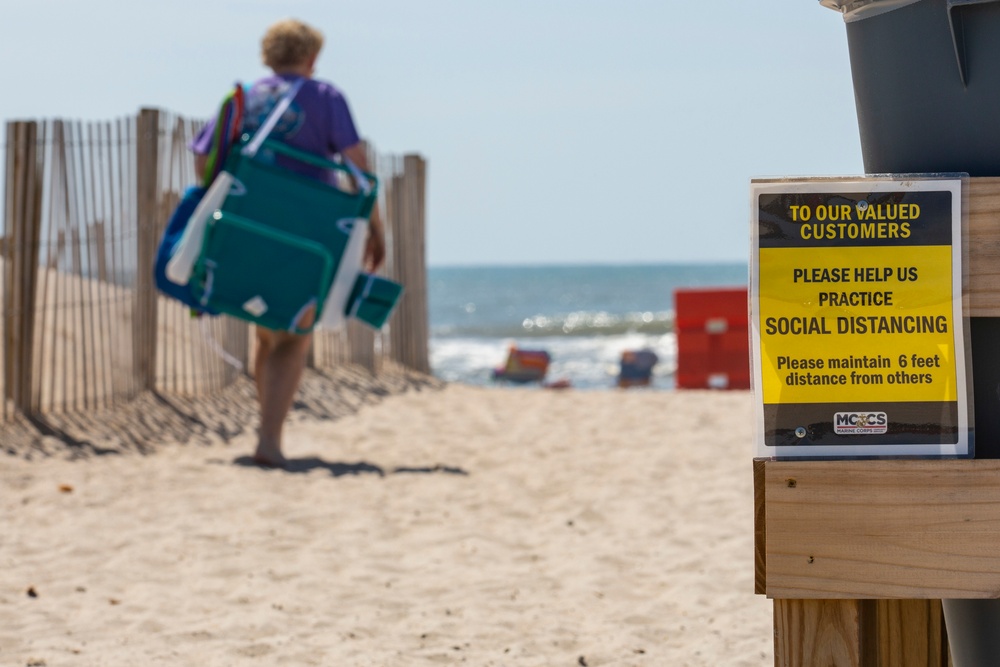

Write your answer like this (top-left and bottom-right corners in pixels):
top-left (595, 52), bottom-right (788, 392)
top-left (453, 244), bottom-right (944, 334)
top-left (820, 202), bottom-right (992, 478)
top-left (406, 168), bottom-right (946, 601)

top-left (834, 411), bottom-right (888, 434)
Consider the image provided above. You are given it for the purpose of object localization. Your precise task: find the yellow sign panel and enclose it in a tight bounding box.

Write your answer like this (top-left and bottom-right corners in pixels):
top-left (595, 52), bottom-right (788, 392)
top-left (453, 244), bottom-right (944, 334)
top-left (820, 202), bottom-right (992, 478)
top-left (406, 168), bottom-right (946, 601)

top-left (758, 245), bottom-right (957, 404)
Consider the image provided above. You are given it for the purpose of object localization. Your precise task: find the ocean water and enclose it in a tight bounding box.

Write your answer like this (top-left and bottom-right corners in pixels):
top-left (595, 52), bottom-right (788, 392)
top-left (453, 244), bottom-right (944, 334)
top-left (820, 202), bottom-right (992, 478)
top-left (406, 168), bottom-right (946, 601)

top-left (428, 263), bottom-right (748, 390)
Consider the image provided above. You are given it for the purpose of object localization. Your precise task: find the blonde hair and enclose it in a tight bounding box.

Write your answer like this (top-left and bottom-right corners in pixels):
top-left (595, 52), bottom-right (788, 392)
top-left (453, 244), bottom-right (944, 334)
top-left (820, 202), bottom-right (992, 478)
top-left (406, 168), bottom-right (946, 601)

top-left (261, 19), bottom-right (324, 70)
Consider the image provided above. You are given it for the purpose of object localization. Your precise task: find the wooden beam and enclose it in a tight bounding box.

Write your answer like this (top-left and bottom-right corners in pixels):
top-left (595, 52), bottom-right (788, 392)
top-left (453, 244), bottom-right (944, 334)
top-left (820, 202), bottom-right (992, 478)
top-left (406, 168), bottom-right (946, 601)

top-left (762, 459), bottom-right (1000, 599)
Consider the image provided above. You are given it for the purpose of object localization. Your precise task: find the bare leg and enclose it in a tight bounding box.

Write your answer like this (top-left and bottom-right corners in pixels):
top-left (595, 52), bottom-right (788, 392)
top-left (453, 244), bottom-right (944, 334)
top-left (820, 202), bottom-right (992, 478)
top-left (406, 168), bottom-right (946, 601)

top-left (253, 325), bottom-right (313, 467)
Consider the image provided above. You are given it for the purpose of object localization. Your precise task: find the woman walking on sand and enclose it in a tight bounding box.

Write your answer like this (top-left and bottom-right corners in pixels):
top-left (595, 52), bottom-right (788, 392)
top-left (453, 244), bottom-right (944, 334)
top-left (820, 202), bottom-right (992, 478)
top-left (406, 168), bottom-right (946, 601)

top-left (190, 18), bottom-right (385, 468)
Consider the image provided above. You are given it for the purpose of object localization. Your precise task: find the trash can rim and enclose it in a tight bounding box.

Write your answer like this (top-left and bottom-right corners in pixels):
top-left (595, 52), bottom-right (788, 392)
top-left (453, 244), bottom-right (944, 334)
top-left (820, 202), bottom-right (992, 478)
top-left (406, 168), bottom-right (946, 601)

top-left (820, 0), bottom-right (924, 22)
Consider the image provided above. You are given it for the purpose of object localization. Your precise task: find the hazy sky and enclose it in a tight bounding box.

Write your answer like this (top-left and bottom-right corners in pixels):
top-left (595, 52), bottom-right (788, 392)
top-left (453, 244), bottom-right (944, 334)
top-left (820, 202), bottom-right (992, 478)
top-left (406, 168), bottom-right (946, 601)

top-left (0, 0), bottom-right (863, 267)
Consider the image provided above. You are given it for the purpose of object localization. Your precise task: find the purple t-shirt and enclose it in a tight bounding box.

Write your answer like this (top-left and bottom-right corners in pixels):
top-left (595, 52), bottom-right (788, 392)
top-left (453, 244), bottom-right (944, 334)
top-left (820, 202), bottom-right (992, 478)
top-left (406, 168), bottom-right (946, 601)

top-left (191, 74), bottom-right (361, 180)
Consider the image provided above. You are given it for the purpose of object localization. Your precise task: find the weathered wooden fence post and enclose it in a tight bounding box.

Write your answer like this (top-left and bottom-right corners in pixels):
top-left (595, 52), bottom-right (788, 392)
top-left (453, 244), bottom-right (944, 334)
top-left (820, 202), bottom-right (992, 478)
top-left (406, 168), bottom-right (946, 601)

top-left (3, 121), bottom-right (43, 416)
top-left (134, 108), bottom-right (160, 391)
top-left (347, 319), bottom-right (376, 372)
top-left (389, 154), bottom-right (430, 373)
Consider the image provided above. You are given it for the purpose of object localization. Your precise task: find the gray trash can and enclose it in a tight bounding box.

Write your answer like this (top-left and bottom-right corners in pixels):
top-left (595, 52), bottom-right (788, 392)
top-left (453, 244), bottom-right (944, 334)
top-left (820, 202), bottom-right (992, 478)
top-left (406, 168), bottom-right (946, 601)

top-left (822, 2), bottom-right (1000, 665)
top-left (824, 0), bottom-right (1000, 177)
top-left (941, 600), bottom-right (1000, 667)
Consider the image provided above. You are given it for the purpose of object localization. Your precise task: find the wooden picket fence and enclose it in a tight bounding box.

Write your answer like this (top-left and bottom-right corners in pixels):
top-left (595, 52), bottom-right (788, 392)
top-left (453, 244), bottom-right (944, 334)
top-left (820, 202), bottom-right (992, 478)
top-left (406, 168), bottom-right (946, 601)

top-left (1, 109), bottom-right (429, 423)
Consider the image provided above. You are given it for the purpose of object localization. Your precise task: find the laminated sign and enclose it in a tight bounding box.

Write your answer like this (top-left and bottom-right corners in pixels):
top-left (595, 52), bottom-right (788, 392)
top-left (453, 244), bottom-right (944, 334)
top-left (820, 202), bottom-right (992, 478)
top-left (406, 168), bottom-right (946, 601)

top-left (750, 177), bottom-right (972, 458)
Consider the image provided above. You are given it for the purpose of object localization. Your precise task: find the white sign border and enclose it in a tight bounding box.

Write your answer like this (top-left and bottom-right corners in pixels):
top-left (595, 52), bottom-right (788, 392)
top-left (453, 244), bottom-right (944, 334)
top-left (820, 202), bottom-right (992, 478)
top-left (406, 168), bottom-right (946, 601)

top-left (750, 176), bottom-right (970, 458)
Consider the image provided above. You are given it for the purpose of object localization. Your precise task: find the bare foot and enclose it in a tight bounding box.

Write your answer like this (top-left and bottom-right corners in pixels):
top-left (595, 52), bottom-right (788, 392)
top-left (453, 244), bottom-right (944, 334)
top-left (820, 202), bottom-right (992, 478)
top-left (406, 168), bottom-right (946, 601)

top-left (253, 442), bottom-right (287, 469)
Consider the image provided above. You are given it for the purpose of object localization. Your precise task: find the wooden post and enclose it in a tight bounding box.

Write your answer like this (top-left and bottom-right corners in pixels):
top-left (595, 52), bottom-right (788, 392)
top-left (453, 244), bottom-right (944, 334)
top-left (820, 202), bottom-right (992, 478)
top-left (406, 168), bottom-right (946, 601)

top-left (759, 462), bottom-right (956, 667)
top-left (771, 599), bottom-right (949, 667)
top-left (134, 108), bottom-right (159, 391)
top-left (753, 177), bottom-right (1000, 667)
top-left (773, 599), bottom-right (867, 667)
top-left (870, 600), bottom-right (949, 667)
top-left (389, 154), bottom-right (430, 373)
top-left (223, 316), bottom-right (250, 382)
top-left (93, 221), bottom-right (108, 283)
top-left (3, 121), bottom-right (43, 415)
top-left (755, 459), bottom-right (980, 666)
top-left (348, 319), bottom-right (376, 372)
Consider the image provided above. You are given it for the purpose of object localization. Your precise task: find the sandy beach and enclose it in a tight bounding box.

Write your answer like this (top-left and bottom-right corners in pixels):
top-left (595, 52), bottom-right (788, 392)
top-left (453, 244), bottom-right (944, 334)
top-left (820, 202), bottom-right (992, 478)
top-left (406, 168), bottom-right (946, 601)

top-left (1, 372), bottom-right (772, 666)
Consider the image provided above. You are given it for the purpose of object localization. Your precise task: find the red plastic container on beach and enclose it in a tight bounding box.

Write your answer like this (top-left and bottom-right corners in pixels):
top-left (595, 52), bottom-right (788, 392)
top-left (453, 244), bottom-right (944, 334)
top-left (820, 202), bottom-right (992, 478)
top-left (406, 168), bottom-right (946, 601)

top-left (674, 287), bottom-right (750, 390)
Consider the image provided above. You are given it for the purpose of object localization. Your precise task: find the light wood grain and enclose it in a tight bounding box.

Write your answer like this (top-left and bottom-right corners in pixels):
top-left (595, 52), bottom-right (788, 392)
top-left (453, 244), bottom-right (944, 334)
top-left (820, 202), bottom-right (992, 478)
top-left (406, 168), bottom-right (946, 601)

top-left (967, 177), bottom-right (1000, 316)
top-left (774, 599), bottom-right (865, 667)
top-left (134, 108), bottom-right (159, 392)
top-left (4, 121), bottom-right (42, 415)
top-left (772, 600), bottom-right (948, 667)
top-left (761, 459), bottom-right (1000, 599)
top-left (755, 458), bottom-right (767, 595)
top-left (872, 600), bottom-right (949, 667)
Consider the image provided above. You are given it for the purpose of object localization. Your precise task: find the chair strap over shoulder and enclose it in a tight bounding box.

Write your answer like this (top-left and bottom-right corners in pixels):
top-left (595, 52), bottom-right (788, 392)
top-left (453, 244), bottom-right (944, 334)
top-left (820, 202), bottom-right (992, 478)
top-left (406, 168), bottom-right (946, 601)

top-left (241, 77), bottom-right (305, 159)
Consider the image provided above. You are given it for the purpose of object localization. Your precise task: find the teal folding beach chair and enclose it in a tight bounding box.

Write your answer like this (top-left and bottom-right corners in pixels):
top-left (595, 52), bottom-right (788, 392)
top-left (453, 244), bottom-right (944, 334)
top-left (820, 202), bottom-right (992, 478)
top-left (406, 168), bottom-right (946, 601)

top-left (189, 138), bottom-right (379, 332)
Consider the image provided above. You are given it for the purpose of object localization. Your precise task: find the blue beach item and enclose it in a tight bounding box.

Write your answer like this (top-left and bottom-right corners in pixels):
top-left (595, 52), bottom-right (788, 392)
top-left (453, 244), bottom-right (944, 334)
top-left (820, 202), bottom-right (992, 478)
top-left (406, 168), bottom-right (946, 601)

top-left (154, 185), bottom-right (217, 313)
top-left (617, 348), bottom-right (659, 388)
top-left (154, 83), bottom-right (245, 312)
